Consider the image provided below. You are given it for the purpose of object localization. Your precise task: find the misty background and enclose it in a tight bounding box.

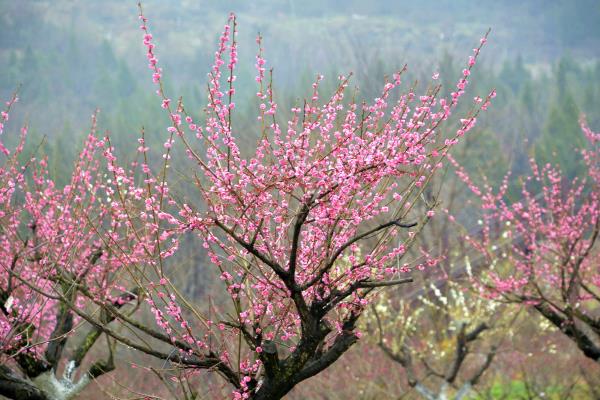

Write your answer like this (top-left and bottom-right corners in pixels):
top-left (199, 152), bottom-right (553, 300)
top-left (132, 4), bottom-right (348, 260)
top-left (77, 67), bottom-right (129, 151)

top-left (1, 1), bottom-right (600, 177)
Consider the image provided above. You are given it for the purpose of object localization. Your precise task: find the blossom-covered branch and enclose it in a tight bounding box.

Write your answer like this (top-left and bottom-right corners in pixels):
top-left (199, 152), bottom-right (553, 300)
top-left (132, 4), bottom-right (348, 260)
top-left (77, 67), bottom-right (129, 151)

top-left (116, 5), bottom-right (495, 399)
top-left (453, 118), bottom-right (600, 364)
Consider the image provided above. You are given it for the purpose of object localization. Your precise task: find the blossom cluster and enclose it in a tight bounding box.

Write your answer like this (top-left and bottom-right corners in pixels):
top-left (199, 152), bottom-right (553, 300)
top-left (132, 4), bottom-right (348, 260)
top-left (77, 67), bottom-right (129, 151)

top-left (134, 7), bottom-right (494, 398)
top-left (0, 103), bottom-right (173, 363)
top-left (454, 119), bottom-right (599, 320)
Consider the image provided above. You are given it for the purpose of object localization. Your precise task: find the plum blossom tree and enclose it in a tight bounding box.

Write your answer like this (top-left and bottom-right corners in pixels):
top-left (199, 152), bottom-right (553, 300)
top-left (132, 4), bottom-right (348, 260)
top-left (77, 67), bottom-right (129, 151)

top-left (452, 118), bottom-right (600, 364)
top-left (69, 6), bottom-right (494, 399)
top-left (0, 98), bottom-right (171, 399)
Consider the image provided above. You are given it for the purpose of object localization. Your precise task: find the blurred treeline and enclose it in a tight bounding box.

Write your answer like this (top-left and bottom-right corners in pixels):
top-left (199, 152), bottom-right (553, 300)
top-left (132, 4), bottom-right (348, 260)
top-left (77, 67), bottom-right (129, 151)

top-left (1, 0), bottom-right (600, 187)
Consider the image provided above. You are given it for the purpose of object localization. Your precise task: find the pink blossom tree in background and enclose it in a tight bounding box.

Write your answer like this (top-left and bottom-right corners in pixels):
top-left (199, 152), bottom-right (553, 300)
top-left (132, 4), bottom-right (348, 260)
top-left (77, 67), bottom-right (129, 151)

top-left (0, 97), bottom-right (173, 399)
top-left (452, 119), bottom-right (600, 364)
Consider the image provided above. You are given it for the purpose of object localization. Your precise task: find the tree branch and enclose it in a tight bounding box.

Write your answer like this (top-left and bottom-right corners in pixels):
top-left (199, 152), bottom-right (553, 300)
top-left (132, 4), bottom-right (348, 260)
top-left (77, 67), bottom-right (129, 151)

top-left (44, 281), bottom-right (76, 370)
top-left (444, 322), bottom-right (489, 383)
top-left (299, 219), bottom-right (416, 291)
top-left (0, 365), bottom-right (50, 400)
top-left (534, 303), bottom-right (600, 362)
top-left (288, 202), bottom-right (311, 280)
top-left (214, 219), bottom-right (288, 281)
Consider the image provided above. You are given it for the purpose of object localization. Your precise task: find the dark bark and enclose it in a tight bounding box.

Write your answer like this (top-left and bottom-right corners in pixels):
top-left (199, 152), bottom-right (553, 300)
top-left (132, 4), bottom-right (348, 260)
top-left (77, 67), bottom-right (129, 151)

top-left (534, 303), bottom-right (600, 363)
top-left (44, 303), bottom-right (74, 370)
top-left (0, 365), bottom-right (49, 400)
top-left (445, 322), bottom-right (488, 383)
top-left (250, 314), bottom-right (359, 400)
